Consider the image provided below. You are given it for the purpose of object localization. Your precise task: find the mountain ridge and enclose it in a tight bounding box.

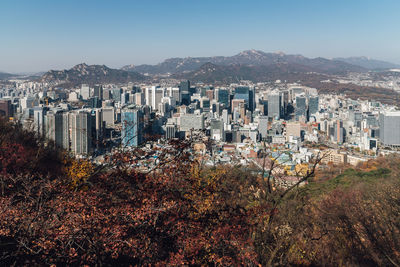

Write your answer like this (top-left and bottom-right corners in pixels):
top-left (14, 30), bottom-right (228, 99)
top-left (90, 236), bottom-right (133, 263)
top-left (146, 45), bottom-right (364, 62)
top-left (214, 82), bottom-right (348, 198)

top-left (334, 56), bottom-right (400, 70)
top-left (39, 63), bottom-right (147, 87)
top-left (122, 50), bottom-right (366, 75)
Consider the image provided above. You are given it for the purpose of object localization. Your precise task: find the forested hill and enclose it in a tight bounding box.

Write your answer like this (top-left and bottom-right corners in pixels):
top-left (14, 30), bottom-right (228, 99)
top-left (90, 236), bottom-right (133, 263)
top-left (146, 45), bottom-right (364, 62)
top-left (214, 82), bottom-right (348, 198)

top-left (0, 118), bottom-right (399, 266)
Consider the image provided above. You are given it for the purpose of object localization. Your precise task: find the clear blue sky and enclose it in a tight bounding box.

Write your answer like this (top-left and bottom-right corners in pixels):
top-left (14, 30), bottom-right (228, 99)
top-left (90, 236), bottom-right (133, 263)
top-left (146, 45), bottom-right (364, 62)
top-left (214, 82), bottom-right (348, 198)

top-left (1, 0), bottom-right (399, 73)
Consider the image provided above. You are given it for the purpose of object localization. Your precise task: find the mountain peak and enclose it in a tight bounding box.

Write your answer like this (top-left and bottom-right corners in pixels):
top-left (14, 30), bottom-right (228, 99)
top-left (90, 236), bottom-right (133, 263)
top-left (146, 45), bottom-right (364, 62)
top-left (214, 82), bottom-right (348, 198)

top-left (274, 51), bottom-right (286, 56)
top-left (238, 49), bottom-right (265, 56)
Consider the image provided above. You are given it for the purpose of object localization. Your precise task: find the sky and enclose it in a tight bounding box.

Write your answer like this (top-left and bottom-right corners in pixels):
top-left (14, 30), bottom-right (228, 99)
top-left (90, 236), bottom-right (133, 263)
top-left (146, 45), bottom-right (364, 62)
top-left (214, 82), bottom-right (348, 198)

top-left (1, 0), bottom-right (400, 73)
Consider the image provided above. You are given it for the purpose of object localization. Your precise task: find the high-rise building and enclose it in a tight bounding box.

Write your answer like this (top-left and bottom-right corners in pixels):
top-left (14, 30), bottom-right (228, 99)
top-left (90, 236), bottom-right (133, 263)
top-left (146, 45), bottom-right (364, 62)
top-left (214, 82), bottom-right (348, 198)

top-left (258, 116), bottom-right (269, 139)
top-left (379, 111), bottom-right (400, 146)
top-left (91, 109), bottom-right (103, 141)
top-left (231, 99), bottom-right (245, 114)
top-left (62, 112), bottom-right (70, 150)
top-left (33, 106), bottom-right (47, 136)
top-left (216, 89), bottom-right (229, 108)
top-left (200, 97), bottom-right (210, 112)
top-left (268, 92), bottom-right (281, 119)
top-left (333, 120), bottom-right (345, 144)
top-left (45, 110), bottom-right (64, 147)
top-left (281, 90), bottom-right (289, 117)
top-left (121, 92), bottom-right (130, 106)
top-left (89, 97), bottom-right (101, 108)
top-left (286, 122), bottom-right (301, 141)
top-left (165, 122), bottom-right (177, 139)
top-left (112, 88), bottom-right (122, 102)
top-left (205, 90), bottom-right (214, 101)
top-left (259, 99), bottom-right (268, 116)
top-left (94, 85), bottom-right (103, 100)
top-left (121, 106), bottom-right (144, 147)
top-left (102, 107), bottom-right (115, 127)
top-left (167, 87), bottom-right (180, 103)
top-left (0, 99), bottom-right (13, 119)
top-left (210, 119), bottom-right (224, 141)
top-left (80, 84), bottom-right (91, 100)
top-left (222, 109), bottom-right (230, 125)
top-left (350, 110), bottom-right (363, 128)
top-left (179, 80), bottom-right (192, 105)
top-left (70, 111), bottom-right (92, 155)
top-left (234, 87), bottom-right (255, 112)
top-left (135, 92), bottom-right (145, 106)
top-left (145, 86), bottom-right (164, 110)
top-left (103, 89), bottom-right (112, 100)
top-left (295, 96), bottom-right (307, 120)
top-left (180, 113), bottom-right (205, 132)
top-left (179, 80), bottom-right (190, 93)
top-left (308, 96), bottom-right (319, 115)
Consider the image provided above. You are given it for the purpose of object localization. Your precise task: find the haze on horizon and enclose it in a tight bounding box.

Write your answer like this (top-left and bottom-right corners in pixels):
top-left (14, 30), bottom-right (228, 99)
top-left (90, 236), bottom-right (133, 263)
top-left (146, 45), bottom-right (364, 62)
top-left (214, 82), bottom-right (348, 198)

top-left (1, 0), bottom-right (400, 73)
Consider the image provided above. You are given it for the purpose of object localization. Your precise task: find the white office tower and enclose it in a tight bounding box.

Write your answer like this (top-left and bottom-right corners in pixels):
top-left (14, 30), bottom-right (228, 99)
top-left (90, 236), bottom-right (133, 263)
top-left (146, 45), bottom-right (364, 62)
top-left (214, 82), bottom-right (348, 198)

top-left (80, 84), bottom-right (91, 100)
top-left (166, 87), bottom-right (180, 103)
top-left (145, 86), bottom-right (165, 110)
top-left (158, 102), bottom-right (169, 116)
top-left (102, 107), bottom-right (115, 127)
top-left (210, 119), bottom-right (225, 141)
top-left (33, 107), bottom-right (46, 136)
top-left (70, 111), bottom-right (92, 155)
top-left (258, 116), bottom-right (269, 139)
top-left (45, 110), bottom-right (64, 148)
top-left (68, 91), bottom-right (79, 102)
top-left (121, 92), bottom-right (129, 106)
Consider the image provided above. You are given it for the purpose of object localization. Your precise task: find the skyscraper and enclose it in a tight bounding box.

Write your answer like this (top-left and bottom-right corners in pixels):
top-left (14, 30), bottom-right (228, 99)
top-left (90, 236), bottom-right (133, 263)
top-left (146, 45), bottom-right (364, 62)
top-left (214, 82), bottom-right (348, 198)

top-left (258, 116), bottom-right (269, 139)
top-left (112, 88), bottom-right (122, 102)
top-left (165, 122), bottom-right (177, 139)
top-left (379, 111), bottom-right (400, 146)
top-left (179, 80), bottom-right (190, 93)
top-left (234, 86), bottom-right (255, 112)
top-left (94, 85), bottom-right (103, 100)
top-left (216, 89), bottom-right (230, 108)
top-left (70, 111), bottom-right (92, 155)
top-left (0, 99), bottom-right (13, 119)
top-left (33, 106), bottom-right (47, 136)
top-left (179, 113), bottom-right (205, 132)
top-left (80, 84), bottom-right (91, 100)
top-left (121, 106), bottom-right (144, 147)
top-left (45, 110), bottom-right (64, 148)
top-left (210, 119), bottom-right (224, 141)
top-left (145, 86), bottom-right (165, 110)
top-left (308, 96), bottom-right (319, 115)
top-left (333, 120), bottom-right (345, 144)
top-left (62, 112), bottom-right (70, 150)
top-left (179, 81), bottom-right (191, 105)
top-left (268, 92), bottom-right (281, 119)
top-left (295, 96), bottom-right (307, 120)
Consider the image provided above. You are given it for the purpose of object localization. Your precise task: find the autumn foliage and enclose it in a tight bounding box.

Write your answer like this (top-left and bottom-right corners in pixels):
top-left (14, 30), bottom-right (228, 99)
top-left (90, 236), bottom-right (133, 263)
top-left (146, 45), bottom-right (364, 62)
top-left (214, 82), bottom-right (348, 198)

top-left (0, 118), bottom-right (399, 266)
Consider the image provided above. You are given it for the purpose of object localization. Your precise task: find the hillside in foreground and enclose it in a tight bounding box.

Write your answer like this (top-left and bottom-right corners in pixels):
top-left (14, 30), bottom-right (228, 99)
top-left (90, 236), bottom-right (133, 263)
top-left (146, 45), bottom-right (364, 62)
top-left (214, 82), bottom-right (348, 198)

top-left (0, 118), bottom-right (399, 266)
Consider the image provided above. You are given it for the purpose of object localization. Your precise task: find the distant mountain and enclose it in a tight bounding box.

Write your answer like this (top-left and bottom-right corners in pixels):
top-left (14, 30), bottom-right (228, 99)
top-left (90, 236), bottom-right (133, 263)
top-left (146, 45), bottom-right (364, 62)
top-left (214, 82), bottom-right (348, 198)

top-left (40, 63), bottom-right (147, 87)
top-left (334, 56), bottom-right (400, 70)
top-left (0, 72), bottom-right (15, 80)
top-left (122, 50), bottom-right (366, 75)
top-left (173, 62), bottom-right (324, 84)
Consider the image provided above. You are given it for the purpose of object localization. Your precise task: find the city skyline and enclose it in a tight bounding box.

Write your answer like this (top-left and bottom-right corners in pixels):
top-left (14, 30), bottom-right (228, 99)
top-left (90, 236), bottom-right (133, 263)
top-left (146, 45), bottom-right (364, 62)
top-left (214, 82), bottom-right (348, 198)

top-left (1, 0), bottom-right (400, 73)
